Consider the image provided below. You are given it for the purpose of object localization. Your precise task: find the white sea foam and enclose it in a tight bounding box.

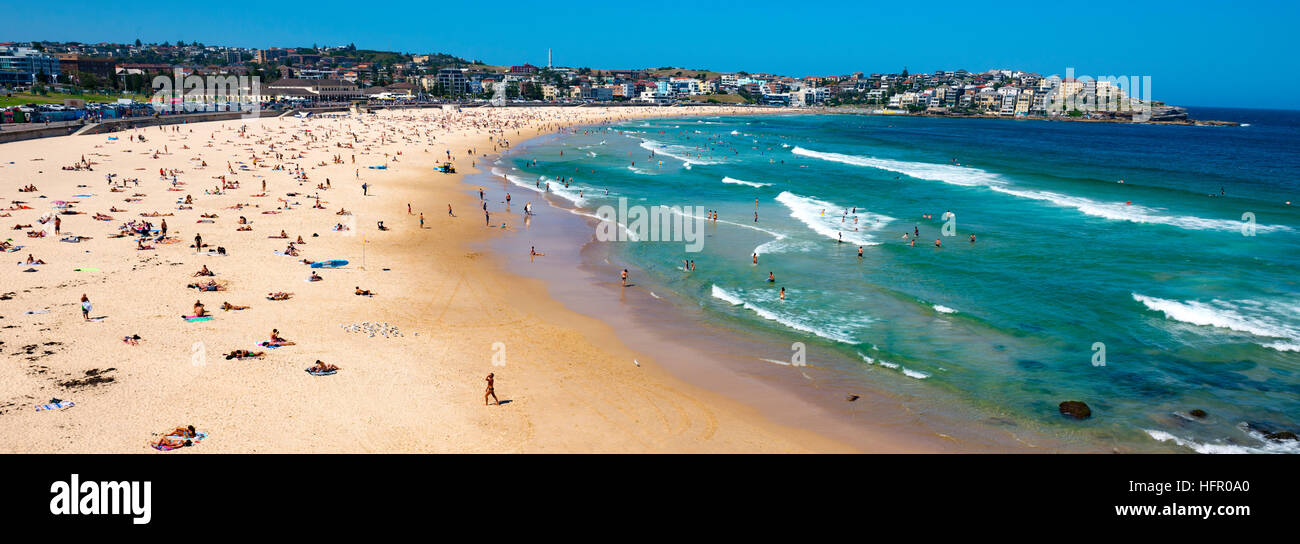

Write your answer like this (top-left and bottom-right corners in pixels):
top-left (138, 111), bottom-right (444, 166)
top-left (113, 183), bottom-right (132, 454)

top-left (792, 146), bottom-right (1289, 233)
top-left (640, 139), bottom-right (725, 166)
top-left (721, 176), bottom-right (771, 188)
top-left (1132, 293), bottom-right (1300, 352)
top-left (933, 305), bottom-right (958, 314)
top-left (665, 207), bottom-right (786, 256)
top-left (859, 353), bottom-right (928, 379)
top-left (774, 191), bottom-right (894, 247)
top-left (901, 368), bottom-right (931, 380)
top-left (1144, 428), bottom-right (1300, 454)
top-left (711, 285), bottom-right (744, 306)
top-left (710, 285), bottom-right (861, 344)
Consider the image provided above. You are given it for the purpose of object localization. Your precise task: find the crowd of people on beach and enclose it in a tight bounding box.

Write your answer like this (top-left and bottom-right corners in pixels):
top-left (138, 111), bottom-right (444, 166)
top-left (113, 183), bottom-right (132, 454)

top-left (5, 105), bottom-right (774, 452)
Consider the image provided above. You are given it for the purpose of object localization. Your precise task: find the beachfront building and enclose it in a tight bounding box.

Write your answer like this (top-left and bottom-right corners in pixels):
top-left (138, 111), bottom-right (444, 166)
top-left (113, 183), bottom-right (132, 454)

top-left (998, 87), bottom-right (1020, 115)
top-left (435, 68), bottom-right (469, 96)
top-left (56, 54), bottom-right (116, 84)
top-left (0, 46), bottom-right (61, 86)
top-left (263, 78), bottom-right (362, 102)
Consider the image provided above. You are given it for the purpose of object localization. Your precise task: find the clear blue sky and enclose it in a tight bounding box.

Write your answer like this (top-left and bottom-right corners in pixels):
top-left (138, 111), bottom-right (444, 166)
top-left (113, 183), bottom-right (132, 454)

top-left (10, 0), bottom-right (1298, 109)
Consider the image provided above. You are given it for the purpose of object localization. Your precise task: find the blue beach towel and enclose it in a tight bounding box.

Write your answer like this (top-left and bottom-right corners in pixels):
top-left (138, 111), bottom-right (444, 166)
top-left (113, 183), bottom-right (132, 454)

top-left (36, 400), bottom-right (74, 411)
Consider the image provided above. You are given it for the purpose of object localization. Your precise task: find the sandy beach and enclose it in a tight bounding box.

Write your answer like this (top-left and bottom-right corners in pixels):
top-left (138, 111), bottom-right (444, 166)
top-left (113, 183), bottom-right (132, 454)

top-left (0, 105), bottom-right (884, 453)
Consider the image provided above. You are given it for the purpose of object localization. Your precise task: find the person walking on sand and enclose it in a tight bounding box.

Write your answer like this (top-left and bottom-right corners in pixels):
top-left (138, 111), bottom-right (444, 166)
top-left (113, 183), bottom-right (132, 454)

top-left (485, 373), bottom-right (499, 406)
top-left (362, 182), bottom-right (368, 196)
top-left (419, 213), bottom-right (425, 229)
top-left (80, 294), bottom-right (91, 321)
top-left (621, 269), bottom-right (628, 287)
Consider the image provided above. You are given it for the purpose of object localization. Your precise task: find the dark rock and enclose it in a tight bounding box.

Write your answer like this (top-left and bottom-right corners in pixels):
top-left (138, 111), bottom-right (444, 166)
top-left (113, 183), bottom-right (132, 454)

top-left (1059, 401), bottom-right (1092, 419)
top-left (1264, 431), bottom-right (1298, 442)
top-left (1189, 409), bottom-right (1208, 419)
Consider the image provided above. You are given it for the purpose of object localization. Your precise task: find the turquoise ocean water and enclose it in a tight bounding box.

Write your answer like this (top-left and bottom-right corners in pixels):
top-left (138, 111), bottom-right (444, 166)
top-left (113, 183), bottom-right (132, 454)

top-left (489, 108), bottom-right (1300, 453)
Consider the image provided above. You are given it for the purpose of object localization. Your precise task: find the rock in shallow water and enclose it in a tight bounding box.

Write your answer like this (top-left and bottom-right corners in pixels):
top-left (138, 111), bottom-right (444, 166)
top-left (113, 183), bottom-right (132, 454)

top-left (1059, 401), bottom-right (1092, 419)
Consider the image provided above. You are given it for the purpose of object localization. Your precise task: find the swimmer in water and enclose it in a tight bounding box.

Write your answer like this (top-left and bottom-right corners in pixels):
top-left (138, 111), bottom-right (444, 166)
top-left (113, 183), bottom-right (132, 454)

top-left (779, 287), bottom-right (785, 301)
top-left (768, 272), bottom-right (775, 283)
top-left (858, 246), bottom-right (863, 258)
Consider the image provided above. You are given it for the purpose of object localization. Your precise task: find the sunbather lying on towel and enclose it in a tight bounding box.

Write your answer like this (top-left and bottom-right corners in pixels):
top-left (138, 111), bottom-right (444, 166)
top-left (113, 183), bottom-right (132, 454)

top-left (309, 360), bottom-right (339, 373)
top-left (188, 280), bottom-right (223, 292)
top-left (225, 349), bottom-right (265, 360)
top-left (220, 302), bottom-right (249, 311)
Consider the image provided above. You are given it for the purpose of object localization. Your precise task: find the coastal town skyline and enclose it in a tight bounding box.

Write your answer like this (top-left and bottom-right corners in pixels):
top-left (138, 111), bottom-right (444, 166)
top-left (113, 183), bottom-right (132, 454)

top-left (0, 38), bottom-right (1223, 124)
top-left (8, 1), bottom-right (1298, 110)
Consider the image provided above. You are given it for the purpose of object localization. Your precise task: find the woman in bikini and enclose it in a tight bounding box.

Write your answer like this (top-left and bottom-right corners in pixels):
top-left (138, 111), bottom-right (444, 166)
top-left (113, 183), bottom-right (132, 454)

top-left (485, 373), bottom-right (499, 406)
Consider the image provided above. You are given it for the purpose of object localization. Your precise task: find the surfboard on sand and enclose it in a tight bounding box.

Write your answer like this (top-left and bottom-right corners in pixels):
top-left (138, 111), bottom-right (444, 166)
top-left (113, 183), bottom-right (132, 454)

top-left (182, 315), bottom-right (213, 322)
top-left (310, 260), bottom-right (348, 269)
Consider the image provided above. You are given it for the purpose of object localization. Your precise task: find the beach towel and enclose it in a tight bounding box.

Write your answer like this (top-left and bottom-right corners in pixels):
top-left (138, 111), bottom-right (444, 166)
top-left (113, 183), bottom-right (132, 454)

top-left (306, 369), bottom-right (337, 376)
top-left (182, 315), bottom-right (213, 322)
top-left (74, 268), bottom-right (99, 272)
top-left (256, 341), bottom-right (286, 349)
top-left (310, 260), bottom-right (348, 269)
top-left (273, 251), bottom-right (293, 257)
top-left (35, 400), bottom-right (74, 411)
top-left (4, 245), bottom-right (23, 252)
